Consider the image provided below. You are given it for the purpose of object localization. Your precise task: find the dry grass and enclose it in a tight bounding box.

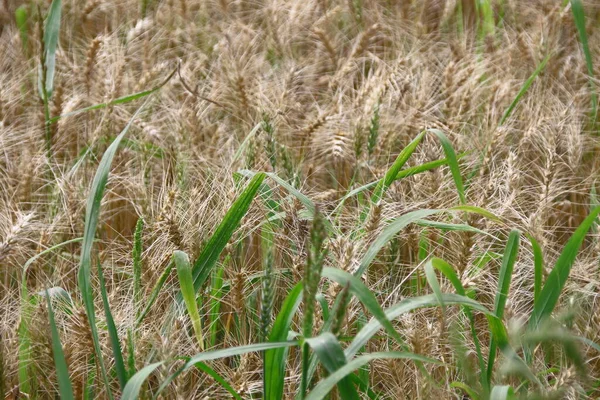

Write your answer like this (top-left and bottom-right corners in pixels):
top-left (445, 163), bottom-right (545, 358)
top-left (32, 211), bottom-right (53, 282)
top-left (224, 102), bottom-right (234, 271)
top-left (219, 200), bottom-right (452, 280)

top-left (1, 0), bottom-right (600, 398)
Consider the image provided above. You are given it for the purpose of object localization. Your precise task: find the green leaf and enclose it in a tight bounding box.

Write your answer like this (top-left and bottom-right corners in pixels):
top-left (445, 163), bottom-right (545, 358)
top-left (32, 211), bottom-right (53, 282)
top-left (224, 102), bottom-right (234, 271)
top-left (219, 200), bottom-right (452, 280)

top-left (335, 153), bottom-right (469, 212)
top-left (371, 132), bottom-right (425, 204)
top-left (355, 209), bottom-right (445, 277)
top-left (193, 362), bottom-right (242, 400)
top-left (155, 341), bottom-right (298, 399)
top-left (571, 0), bottom-right (598, 122)
top-left (322, 267), bottom-right (405, 346)
top-left (49, 68), bottom-right (177, 123)
top-left (78, 104), bottom-right (146, 400)
top-left (499, 53), bottom-right (551, 126)
top-left (493, 231), bottom-right (520, 320)
top-left (183, 173), bottom-right (266, 300)
top-left (121, 362), bottom-right (164, 400)
top-left (19, 237), bottom-right (83, 396)
top-left (487, 230), bottom-right (520, 383)
top-left (305, 351), bottom-right (440, 400)
top-left (45, 290), bottom-right (74, 400)
top-left (529, 206), bottom-right (600, 330)
top-left (264, 283), bottom-right (303, 400)
top-left (305, 333), bottom-right (360, 400)
top-left (490, 385), bottom-right (514, 400)
top-left (238, 170), bottom-right (316, 216)
top-left (97, 262), bottom-right (128, 390)
top-left (426, 129), bottom-right (466, 204)
top-left (174, 251), bottom-right (205, 349)
top-left (208, 264), bottom-right (226, 347)
top-left (450, 205), bottom-right (501, 222)
top-left (133, 218), bottom-right (144, 318)
top-left (450, 381), bottom-right (480, 400)
top-left (527, 234), bottom-right (544, 305)
top-left (346, 293), bottom-right (491, 359)
top-left (135, 261), bottom-right (174, 327)
top-left (15, 5), bottom-right (28, 50)
top-left (42, 0), bottom-right (61, 98)
top-left (431, 258), bottom-right (488, 393)
top-left (185, 342), bottom-right (297, 370)
top-left (424, 260), bottom-right (445, 308)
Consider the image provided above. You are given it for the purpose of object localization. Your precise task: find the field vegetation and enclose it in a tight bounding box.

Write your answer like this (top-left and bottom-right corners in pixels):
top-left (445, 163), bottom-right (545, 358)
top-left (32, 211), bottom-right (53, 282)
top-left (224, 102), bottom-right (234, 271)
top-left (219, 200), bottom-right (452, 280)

top-left (1, 0), bottom-right (600, 398)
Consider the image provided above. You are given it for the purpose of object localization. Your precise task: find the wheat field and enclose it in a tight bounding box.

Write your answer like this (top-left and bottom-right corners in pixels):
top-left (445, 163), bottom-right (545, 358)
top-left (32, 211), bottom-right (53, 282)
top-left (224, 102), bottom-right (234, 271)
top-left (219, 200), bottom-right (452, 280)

top-left (1, 0), bottom-right (600, 399)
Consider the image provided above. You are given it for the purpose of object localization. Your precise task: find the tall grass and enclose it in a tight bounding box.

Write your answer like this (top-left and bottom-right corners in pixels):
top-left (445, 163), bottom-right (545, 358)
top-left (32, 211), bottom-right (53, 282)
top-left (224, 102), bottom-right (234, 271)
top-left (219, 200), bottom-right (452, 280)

top-left (5, 0), bottom-right (600, 399)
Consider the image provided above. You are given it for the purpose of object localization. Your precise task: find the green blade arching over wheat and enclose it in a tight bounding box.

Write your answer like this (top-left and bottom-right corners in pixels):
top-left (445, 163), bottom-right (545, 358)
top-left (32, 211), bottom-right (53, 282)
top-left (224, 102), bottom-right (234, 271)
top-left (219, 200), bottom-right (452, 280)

top-left (183, 172), bottom-right (266, 299)
top-left (78, 104), bottom-right (146, 398)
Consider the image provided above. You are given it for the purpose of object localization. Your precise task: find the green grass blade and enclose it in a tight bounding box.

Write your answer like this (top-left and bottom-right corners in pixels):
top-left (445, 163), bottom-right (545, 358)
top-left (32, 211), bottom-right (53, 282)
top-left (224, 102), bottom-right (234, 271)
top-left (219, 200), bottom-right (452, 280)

top-left (184, 342), bottom-right (297, 370)
top-left (126, 329), bottom-right (135, 379)
top-left (335, 154), bottom-right (468, 214)
top-left (121, 362), bottom-right (164, 400)
top-left (49, 68), bottom-right (177, 123)
top-left (208, 264), bottom-right (226, 347)
top-left (529, 206), bottom-right (600, 330)
top-left (450, 205), bottom-right (501, 222)
top-left (305, 351), bottom-right (440, 400)
top-left (355, 209), bottom-right (445, 277)
top-left (133, 218), bottom-right (143, 318)
top-left (346, 293), bottom-right (490, 359)
top-left (97, 261), bottom-right (128, 390)
top-left (181, 173), bottom-right (266, 300)
top-left (415, 219), bottom-right (490, 236)
top-left (322, 267), bottom-right (404, 346)
top-left (490, 385), bottom-right (514, 400)
top-left (430, 257), bottom-right (488, 393)
top-left (19, 237), bottom-right (83, 395)
top-left (45, 290), bottom-right (74, 400)
top-left (174, 250), bottom-right (205, 350)
top-left (487, 230), bottom-right (520, 384)
top-left (78, 104), bottom-right (146, 399)
top-left (155, 341), bottom-right (299, 399)
top-left (135, 261), bottom-right (174, 327)
top-left (15, 5), bottom-right (28, 51)
top-left (528, 234), bottom-right (544, 304)
top-left (356, 206), bottom-right (498, 278)
top-left (42, 0), bottom-right (61, 99)
top-left (571, 0), bottom-right (598, 122)
top-left (193, 362), bottom-right (242, 400)
top-left (493, 230), bottom-right (520, 320)
top-left (424, 260), bottom-right (445, 308)
top-left (238, 170), bottom-right (316, 216)
top-left (265, 282), bottom-right (303, 400)
top-left (371, 131), bottom-right (425, 204)
top-left (305, 333), bottom-right (360, 400)
top-left (499, 53), bottom-right (551, 126)
top-left (450, 382), bottom-right (480, 400)
top-left (426, 129), bottom-right (466, 204)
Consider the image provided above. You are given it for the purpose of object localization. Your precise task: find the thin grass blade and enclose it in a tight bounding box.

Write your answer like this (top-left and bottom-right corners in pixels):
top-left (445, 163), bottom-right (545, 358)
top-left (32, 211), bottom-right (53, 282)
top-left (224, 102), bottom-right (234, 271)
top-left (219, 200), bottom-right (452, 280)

top-left (121, 362), bottom-right (164, 400)
top-left (183, 173), bottom-right (266, 299)
top-left (265, 282), bottom-right (303, 400)
top-left (371, 131), bottom-right (425, 204)
top-left (174, 250), bottom-right (205, 350)
top-left (571, 0), bottom-right (598, 122)
top-left (322, 267), bottom-right (404, 345)
top-left (487, 230), bottom-right (520, 383)
top-left (346, 293), bottom-right (490, 359)
top-left (45, 290), bottom-right (74, 400)
top-left (426, 129), bottom-right (466, 204)
top-left (78, 104), bottom-right (146, 399)
top-left (305, 351), bottom-right (440, 400)
top-left (529, 206), bottom-right (600, 330)
top-left (41, 0), bottom-right (61, 98)
top-left (97, 261), bottom-right (128, 389)
top-left (305, 333), bottom-right (360, 400)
